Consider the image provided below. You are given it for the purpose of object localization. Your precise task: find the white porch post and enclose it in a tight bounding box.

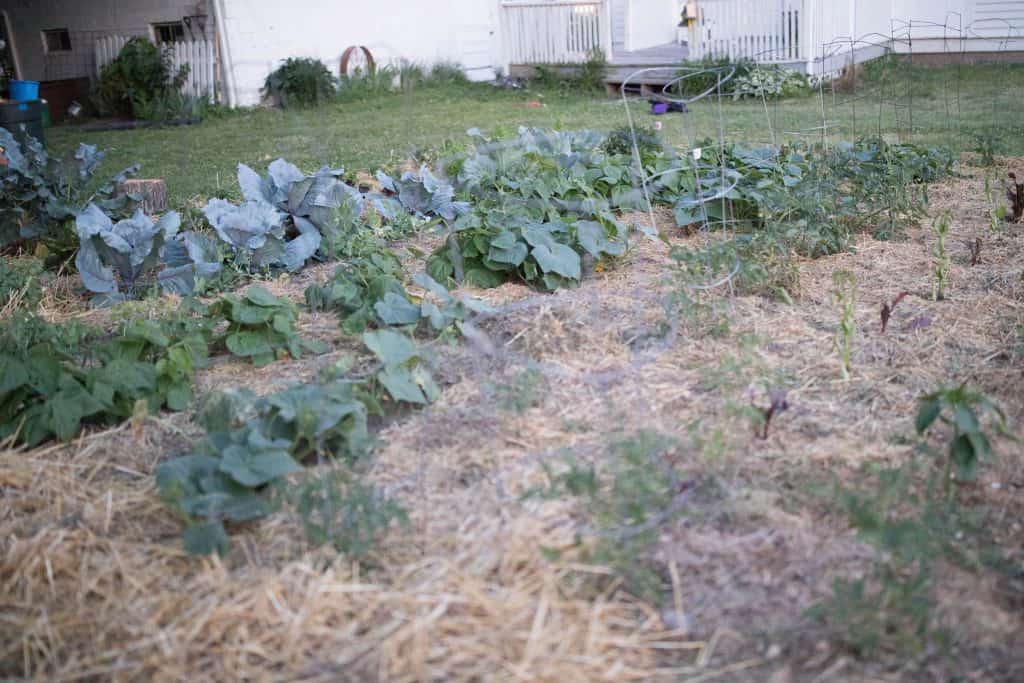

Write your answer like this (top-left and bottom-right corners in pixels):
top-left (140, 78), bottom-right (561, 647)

top-left (602, 0), bottom-right (614, 61)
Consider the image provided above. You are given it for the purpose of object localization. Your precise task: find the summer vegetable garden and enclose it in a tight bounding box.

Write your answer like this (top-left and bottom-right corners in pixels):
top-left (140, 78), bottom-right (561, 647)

top-left (1, 54), bottom-right (1023, 681)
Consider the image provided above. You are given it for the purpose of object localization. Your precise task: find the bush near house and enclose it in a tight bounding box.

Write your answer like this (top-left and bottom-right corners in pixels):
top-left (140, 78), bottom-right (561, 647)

top-left (262, 57), bottom-right (338, 108)
top-left (92, 38), bottom-right (190, 120)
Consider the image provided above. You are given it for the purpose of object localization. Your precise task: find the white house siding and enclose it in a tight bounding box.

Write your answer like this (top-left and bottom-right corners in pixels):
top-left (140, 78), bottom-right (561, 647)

top-left (0, 0), bottom-right (213, 81)
top-left (218, 0), bottom-right (502, 106)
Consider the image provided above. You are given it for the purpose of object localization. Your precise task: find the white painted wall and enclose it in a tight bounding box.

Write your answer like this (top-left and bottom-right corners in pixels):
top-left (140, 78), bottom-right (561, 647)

top-left (218, 0), bottom-right (502, 106)
top-left (0, 0), bottom-right (212, 81)
top-left (626, 0), bottom-right (679, 51)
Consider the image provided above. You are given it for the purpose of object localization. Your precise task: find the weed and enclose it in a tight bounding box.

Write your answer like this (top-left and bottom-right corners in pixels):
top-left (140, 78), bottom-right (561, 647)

top-left (0, 256), bottom-right (44, 313)
top-left (831, 270), bottom-right (857, 380)
top-left (289, 468), bottom-right (408, 557)
top-left (931, 211), bottom-right (951, 301)
top-left (525, 431), bottom-right (689, 599)
top-left (490, 368), bottom-right (547, 414)
top-left (972, 132), bottom-right (998, 166)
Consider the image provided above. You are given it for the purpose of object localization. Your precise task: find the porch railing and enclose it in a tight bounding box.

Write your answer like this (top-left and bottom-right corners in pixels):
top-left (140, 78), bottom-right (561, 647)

top-left (691, 0), bottom-right (805, 63)
top-left (501, 0), bottom-right (612, 65)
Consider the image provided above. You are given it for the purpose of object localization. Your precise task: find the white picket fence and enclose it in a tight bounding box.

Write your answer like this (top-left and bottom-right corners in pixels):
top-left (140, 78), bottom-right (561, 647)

top-left (94, 35), bottom-right (216, 99)
top-left (691, 0), bottom-right (805, 62)
top-left (501, 0), bottom-right (612, 64)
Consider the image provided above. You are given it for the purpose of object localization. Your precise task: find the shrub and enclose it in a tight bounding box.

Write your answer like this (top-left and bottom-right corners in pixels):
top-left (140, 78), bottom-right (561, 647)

top-left (672, 57), bottom-right (753, 97)
top-left (92, 38), bottom-right (189, 119)
top-left (263, 57), bottom-right (337, 107)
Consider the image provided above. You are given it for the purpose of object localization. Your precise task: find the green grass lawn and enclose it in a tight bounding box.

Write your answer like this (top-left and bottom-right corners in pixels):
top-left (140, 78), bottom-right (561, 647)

top-left (48, 62), bottom-right (1024, 209)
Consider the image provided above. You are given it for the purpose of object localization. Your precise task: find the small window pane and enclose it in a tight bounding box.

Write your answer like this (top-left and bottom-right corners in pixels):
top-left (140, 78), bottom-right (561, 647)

top-left (153, 22), bottom-right (185, 44)
top-left (42, 29), bottom-right (72, 53)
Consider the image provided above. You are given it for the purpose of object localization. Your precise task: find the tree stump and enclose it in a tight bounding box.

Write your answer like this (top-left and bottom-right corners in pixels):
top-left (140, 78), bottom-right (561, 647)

top-left (118, 178), bottom-right (168, 215)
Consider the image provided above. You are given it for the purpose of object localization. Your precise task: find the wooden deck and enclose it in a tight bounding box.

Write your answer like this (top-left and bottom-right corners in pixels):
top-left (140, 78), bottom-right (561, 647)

top-left (610, 42), bottom-right (689, 66)
top-left (606, 42), bottom-right (690, 93)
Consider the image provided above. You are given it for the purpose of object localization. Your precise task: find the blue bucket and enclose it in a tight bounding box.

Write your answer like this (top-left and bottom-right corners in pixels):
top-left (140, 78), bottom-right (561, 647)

top-left (10, 80), bottom-right (40, 101)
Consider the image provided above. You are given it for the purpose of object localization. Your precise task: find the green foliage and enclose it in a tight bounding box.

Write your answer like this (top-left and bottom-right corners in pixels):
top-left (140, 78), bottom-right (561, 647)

top-left (915, 384), bottom-right (1008, 498)
top-left (101, 304), bottom-right (214, 412)
top-left (289, 468), bottom-right (408, 557)
top-left (672, 57), bottom-right (754, 97)
top-left (831, 270), bottom-right (857, 380)
top-left (489, 368), bottom-right (547, 414)
top-left (0, 129), bottom-right (139, 260)
top-left (92, 38), bottom-right (189, 119)
top-left (526, 431), bottom-right (687, 598)
top-left (0, 256), bottom-right (44, 311)
top-left (156, 379), bottom-right (377, 556)
top-left (263, 57), bottom-right (337, 108)
top-left (730, 64), bottom-right (811, 100)
top-left (972, 132), bottom-right (998, 167)
top-left (931, 211), bottom-right (951, 301)
top-left (305, 251), bottom-right (410, 334)
top-left (362, 328), bottom-right (439, 406)
top-left (0, 311), bottom-right (206, 446)
top-left (530, 50), bottom-right (607, 94)
top-left (600, 125), bottom-right (663, 164)
top-left (210, 286), bottom-right (321, 367)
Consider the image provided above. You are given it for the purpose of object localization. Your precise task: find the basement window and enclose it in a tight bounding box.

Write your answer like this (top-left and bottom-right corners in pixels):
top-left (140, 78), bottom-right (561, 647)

top-left (152, 22), bottom-right (185, 44)
top-left (42, 28), bottom-right (72, 53)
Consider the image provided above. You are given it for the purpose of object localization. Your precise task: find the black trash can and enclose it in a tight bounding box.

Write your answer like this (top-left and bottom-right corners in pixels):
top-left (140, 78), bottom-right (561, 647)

top-left (0, 99), bottom-right (47, 147)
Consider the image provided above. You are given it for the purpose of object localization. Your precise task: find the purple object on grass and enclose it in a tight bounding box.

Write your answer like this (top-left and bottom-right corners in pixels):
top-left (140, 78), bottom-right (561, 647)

top-left (651, 102), bottom-right (669, 115)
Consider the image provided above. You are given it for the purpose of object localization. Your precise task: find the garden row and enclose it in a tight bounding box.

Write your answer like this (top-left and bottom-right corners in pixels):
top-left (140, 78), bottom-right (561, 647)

top-left (0, 119), bottom-right (975, 556)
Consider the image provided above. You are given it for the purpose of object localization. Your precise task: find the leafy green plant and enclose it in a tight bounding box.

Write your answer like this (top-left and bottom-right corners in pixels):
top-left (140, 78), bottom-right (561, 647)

top-left (972, 132), bottom-right (998, 167)
top-left (916, 384), bottom-right (1008, 498)
top-left (0, 312), bottom-right (200, 446)
top-left (489, 368), bottom-right (547, 414)
top-left (0, 256), bottom-right (44, 312)
top-left (0, 129), bottom-right (139, 259)
top-left (831, 270), bottom-right (857, 380)
top-left (305, 251), bottom-right (411, 334)
top-left (156, 379), bottom-right (373, 555)
top-left (289, 468), bottom-right (408, 557)
top-left (526, 431), bottom-right (690, 598)
top-left (262, 57), bottom-right (337, 107)
top-left (931, 211), bottom-right (951, 301)
top-left (362, 328), bottom-right (439, 406)
top-left (74, 204), bottom-right (216, 304)
top-left (100, 306), bottom-right (214, 411)
top-left (730, 64), bottom-right (811, 100)
top-left (377, 165), bottom-right (468, 222)
top-left (92, 38), bottom-right (189, 119)
top-left (600, 125), bottom-right (663, 164)
top-left (210, 286), bottom-right (322, 366)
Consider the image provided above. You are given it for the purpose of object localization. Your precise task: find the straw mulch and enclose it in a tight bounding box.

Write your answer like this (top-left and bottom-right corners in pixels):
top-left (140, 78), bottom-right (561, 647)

top-left (2, 158), bottom-right (1024, 681)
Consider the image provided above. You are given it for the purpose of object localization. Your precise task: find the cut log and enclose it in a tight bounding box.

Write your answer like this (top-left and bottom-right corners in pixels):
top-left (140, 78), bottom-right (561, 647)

top-left (118, 178), bottom-right (168, 215)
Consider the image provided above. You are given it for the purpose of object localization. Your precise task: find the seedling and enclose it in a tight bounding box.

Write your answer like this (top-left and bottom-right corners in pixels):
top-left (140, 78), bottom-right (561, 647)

top-left (831, 270), bottom-right (857, 380)
top-left (931, 212), bottom-right (951, 301)
top-left (916, 384), bottom-right (1008, 498)
top-left (880, 291), bottom-right (908, 334)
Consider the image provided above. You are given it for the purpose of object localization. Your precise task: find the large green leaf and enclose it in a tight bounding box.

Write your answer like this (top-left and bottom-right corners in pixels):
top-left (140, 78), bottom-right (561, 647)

top-left (362, 329), bottom-right (418, 366)
top-left (226, 331), bottom-right (275, 358)
top-left (531, 243), bottom-right (581, 280)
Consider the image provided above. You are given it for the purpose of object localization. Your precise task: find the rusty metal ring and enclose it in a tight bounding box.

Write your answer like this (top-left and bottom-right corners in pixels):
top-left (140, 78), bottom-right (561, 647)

top-left (339, 46), bottom-right (375, 78)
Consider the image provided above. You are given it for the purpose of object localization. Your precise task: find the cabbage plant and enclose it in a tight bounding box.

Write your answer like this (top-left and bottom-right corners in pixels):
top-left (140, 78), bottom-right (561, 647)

top-left (203, 159), bottom-right (350, 272)
top-left (75, 204), bottom-right (190, 304)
